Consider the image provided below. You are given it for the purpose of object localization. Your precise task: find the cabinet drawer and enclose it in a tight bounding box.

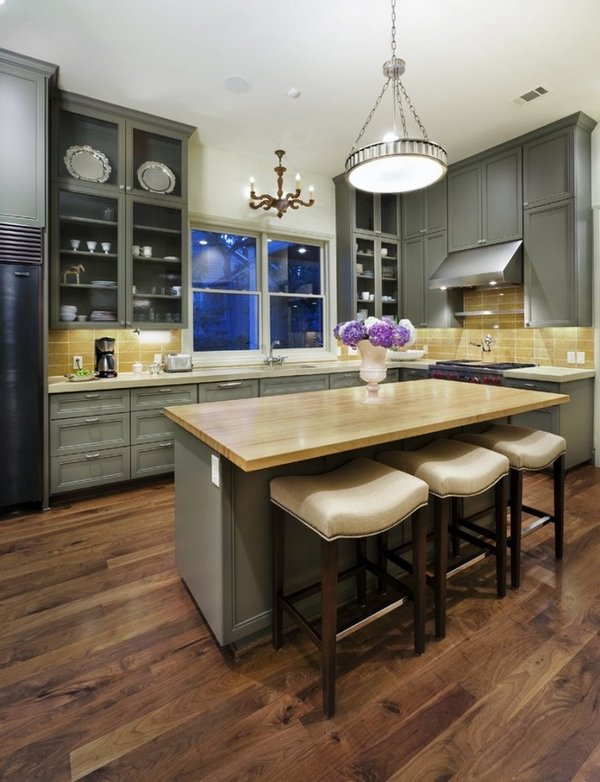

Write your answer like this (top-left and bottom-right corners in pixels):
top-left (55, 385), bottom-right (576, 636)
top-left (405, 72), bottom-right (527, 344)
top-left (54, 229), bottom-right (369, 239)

top-left (130, 383), bottom-right (197, 410)
top-left (131, 441), bottom-right (174, 479)
top-left (50, 414), bottom-right (130, 456)
top-left (329, 371), bottom-right (361, 389)
top-left (50, 447), bottom-right (130, 494)
top-left (50, 389), bottom-right (130, 419)
top-left (259, 374), bottom-right (329, 397)
top-left (198, 379), bottom-right (259, 402)
top-left (131, 409), bottom-right (176, 444)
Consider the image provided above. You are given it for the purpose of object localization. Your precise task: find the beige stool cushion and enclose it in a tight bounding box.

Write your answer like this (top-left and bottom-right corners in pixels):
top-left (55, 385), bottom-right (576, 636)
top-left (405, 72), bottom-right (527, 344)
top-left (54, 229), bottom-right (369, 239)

top-left (454, 424), bottom-right (566, 471)
top-left (270, 456), bottom-right (429, 541)
top-left (378, 439), bottom-right (509, 498)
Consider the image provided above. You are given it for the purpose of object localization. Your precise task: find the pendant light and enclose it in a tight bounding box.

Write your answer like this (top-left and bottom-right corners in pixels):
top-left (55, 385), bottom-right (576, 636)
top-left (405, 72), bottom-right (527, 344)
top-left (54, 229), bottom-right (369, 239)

top-left (345, 0), bottom-right (447, 194)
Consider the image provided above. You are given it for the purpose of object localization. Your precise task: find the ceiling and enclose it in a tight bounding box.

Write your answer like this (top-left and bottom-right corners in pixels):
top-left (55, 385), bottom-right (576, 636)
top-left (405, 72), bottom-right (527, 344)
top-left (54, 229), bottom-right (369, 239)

top-left (2, 0), bottom-right (599, 179)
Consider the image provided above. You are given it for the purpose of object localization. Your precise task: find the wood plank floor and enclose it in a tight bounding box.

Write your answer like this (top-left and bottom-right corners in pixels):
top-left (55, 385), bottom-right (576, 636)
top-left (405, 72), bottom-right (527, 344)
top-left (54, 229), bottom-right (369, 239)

top-left (1, 466), bottom-right (600, 781)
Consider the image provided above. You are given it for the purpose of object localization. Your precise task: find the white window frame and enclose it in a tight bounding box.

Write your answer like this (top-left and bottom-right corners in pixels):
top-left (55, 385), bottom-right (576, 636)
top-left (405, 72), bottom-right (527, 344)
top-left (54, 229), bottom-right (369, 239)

top-left (184, 217), bottom-right (337, 366)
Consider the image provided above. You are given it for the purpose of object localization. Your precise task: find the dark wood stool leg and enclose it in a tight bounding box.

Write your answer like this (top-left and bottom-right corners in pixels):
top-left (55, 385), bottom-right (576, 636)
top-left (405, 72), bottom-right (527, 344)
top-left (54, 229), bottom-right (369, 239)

top-left (412, 506), bottom-right (427, 654)
top-left (509, 468), bottom-right (523, 589)
top-left (450, 497), bottom-right (461, 557)
top-left (554, 454), bottom-right (565, 560)
top-left (495, 476), bottom-right (507, 598)
top-left (321, 538), bottom-right (338, 719)
top-left (378, 531), bottom-right (389, 595)
top-left (434, 495), bottom-right (449, 640)
top-left (272, 503), bottom-right (285, 650)
top-left (356, 539), bottom-right (367, 607)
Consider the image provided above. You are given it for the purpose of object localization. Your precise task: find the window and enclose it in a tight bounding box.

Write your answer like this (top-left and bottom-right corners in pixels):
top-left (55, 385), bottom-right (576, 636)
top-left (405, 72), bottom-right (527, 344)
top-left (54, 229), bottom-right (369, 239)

top-left (189, 227), bottom-right (328, 358)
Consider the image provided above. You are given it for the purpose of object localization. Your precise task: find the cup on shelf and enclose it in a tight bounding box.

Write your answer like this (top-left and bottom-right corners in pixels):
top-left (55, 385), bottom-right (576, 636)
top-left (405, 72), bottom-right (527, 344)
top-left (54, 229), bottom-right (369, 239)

top-left (381, 248), bottom-right (388, 257)
top-left (142, 246), bottom-right (153, 258)
top-left (356, 263), bottom-right (363, 274)
top-left (171, 285), bottom-right (181, 296)
top-left (101, 242), bottom-right (111, 254)
top-left (132, 362), bottom-right (143, 375)
top-left (132, 245), bottom-right (141, 256)
top-left (361, 291), bottom-right (370, 301)
top-left (77, 314), bottom-right (87, 322)
top-left (86, 241), bottom-right (97, 252)
top-left (70, 239), bottom-right (81, 251)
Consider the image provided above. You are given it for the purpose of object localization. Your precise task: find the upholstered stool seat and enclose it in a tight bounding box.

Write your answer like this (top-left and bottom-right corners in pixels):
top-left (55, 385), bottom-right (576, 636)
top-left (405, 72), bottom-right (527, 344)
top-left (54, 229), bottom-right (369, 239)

top-left (454, 424), bottom-right (566, 587)
top-left (378, 439), bottom-right (509, 639)
top-left (270, 456), bottom-right (429, 718)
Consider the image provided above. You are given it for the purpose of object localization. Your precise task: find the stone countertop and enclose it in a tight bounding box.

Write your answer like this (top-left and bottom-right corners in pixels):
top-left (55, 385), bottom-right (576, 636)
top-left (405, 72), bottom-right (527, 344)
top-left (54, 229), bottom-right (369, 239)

top-left (502, 366), bottom-right (595, 383)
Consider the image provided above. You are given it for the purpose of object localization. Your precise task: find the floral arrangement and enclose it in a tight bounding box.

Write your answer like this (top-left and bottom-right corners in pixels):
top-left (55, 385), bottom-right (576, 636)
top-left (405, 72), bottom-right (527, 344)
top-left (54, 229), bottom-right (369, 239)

top-left (334, 316), bottom-right (416, 349)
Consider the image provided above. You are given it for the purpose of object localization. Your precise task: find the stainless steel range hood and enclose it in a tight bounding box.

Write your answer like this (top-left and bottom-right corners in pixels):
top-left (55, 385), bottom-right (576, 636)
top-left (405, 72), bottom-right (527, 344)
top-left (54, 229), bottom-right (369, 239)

top-left (429, 240), bottom-right (523, 290)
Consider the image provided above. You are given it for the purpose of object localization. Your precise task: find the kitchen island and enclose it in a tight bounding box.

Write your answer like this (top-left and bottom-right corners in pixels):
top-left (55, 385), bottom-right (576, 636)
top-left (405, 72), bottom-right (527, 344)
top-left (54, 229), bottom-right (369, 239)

top-left (164, 379), bottom-right (569, 646)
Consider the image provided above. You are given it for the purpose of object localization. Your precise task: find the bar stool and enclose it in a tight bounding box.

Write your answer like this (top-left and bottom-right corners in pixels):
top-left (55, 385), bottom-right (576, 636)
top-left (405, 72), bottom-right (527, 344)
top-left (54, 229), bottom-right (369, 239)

top-left (377, 439), bottom-right (509, 639)
top-left (454, 424), bottom-right (566, 588)
top-left (270, 456), bottom-right (429, 718)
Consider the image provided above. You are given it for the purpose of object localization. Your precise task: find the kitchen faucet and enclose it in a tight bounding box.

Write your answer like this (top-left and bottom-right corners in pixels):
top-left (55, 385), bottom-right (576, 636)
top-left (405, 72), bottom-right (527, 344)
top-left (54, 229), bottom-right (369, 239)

top-left (264, 339), bottom-right (286, 366)
top-left (469, 334), bottom-right (496, 353)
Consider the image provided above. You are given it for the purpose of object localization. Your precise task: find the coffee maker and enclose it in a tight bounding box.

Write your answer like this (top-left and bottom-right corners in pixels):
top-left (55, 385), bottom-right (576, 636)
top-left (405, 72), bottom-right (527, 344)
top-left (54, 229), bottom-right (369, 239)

top-left (94, 336), bottom-right (117, 378)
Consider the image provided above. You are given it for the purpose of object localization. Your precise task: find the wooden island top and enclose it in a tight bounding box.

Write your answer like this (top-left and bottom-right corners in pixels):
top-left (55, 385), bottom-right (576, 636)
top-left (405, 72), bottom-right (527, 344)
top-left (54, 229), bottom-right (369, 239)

top-left (165, 378), bottom-right (569, 472)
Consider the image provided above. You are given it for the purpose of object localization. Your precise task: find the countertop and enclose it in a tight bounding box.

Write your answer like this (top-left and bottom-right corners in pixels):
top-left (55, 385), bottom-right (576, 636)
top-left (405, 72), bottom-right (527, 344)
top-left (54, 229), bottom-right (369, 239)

top-left (47, 359), bottom-right (593, 393)
top-left (164, 378), bottom-right (569, 472)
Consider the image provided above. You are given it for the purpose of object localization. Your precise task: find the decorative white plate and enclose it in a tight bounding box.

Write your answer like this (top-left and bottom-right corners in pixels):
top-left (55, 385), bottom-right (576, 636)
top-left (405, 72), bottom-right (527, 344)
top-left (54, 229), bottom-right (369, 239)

top-left (64, 145), bottom-right (111, 183)
top-left (163, 255), bottom-right (180, 261)
top-left (91, 280), bottom-right (117, 286)
top-left (387, 349), bottom-right (426, 361)
top-left (66, 373), bottom-right (98, 382)
top-left (137, 160), bottom-right (176, 194)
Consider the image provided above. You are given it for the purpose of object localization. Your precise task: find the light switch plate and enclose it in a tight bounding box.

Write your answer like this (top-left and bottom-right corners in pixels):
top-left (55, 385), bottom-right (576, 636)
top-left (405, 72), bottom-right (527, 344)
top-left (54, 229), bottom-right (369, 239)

top-left (567, 351), bottom-right (576, 364)
top-left (211, 454), bottom-right (220, 487)
top-left (577, 351), bottom-right (585, 364)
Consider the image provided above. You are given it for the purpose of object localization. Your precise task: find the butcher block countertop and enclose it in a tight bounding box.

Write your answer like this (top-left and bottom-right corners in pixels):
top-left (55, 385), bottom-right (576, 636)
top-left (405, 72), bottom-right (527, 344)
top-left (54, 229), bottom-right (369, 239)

top-left (164, 378), bottom-right (569, 472)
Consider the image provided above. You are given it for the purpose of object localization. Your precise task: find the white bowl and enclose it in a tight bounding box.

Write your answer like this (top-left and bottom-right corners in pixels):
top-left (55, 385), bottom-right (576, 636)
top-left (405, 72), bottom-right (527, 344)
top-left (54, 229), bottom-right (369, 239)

top-left (387, 349), bottom-right (426, 361)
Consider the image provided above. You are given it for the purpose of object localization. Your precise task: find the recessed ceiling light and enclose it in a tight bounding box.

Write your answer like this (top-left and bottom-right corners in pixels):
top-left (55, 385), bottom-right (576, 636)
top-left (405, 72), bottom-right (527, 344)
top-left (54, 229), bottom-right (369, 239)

top-left (224, 76), bottom-right (251, 94)
top-left (287, 88), bottom-right (301, 99)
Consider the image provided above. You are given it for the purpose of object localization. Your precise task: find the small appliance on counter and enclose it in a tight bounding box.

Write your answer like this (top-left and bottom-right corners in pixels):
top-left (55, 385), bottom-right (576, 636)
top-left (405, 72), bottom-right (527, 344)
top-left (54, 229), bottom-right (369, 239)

top-left (95, 336), bottom-right (118, 378)
top-left (164, 352), bottom-right (193, 372)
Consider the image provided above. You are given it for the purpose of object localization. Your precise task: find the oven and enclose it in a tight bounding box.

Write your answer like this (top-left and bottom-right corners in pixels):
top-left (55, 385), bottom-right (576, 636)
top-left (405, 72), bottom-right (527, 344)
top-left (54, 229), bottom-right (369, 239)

top-left (429, 360), bottom-right (536, 385)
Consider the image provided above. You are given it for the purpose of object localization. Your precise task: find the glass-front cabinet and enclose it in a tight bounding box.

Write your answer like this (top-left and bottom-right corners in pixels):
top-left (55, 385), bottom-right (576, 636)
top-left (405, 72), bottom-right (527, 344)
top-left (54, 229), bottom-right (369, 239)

top-left (355, 237), bottom-right (399, 320)
top-left (50, 91), bottom-right (194, 328)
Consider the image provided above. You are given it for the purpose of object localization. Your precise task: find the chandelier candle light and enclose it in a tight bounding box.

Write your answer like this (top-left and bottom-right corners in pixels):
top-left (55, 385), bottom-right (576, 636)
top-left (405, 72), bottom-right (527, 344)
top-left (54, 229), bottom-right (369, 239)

top-left (335, 316), bottom-right (416, 403)
top-left (345, 0), bottom-right (447, 194)
top-left (249, 150), bottom-right (315, 218)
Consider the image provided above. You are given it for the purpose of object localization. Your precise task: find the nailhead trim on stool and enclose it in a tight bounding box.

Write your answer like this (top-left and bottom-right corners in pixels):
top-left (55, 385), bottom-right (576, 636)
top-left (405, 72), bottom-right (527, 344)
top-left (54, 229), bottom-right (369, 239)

top-left (454, 425), bottom-right (566, 588)
top-left (270, 456), bottom-right (429, 718)
top-left (378, 439), bottom-right (509, 639)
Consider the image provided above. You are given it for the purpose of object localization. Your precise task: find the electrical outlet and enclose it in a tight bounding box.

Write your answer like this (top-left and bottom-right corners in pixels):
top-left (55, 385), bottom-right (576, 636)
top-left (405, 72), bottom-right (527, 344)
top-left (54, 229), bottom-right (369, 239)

top-left (72, 355), bottom-right (83, 370)
top-left (153, 353), bottom-right (162, 364)
top-left (422, 345), bottom-right (428, 355)
top-left (577, 351), bottom-right (585, 364)
top-left (567, 351), bottom-right (576, 364)
top-left (211, 454), bottom-right (220, 487)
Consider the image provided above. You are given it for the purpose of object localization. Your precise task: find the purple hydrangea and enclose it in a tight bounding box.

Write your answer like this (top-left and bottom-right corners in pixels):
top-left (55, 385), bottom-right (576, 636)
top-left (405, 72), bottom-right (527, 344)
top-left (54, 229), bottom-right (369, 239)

top-left (392, 323), bottom-right (411, 347)
top-left (367, 320), bottom-right (395, 348)
top-left (336, 320), bottom-right (366, 346)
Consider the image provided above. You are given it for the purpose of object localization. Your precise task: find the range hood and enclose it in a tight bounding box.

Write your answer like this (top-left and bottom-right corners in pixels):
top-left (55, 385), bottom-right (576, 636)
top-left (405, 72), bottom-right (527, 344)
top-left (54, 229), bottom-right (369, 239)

top-left (429, 240), bottom-right (523, 290)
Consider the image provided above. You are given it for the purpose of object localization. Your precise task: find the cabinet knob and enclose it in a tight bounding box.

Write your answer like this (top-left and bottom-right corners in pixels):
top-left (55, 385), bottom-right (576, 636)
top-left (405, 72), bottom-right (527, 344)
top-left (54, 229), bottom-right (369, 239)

top-left (126, 186), bottom-right (132, 192)
top-left (523, 201), bottom-right (529, 206)
top-left (119, 184), bottom-right (125, 190)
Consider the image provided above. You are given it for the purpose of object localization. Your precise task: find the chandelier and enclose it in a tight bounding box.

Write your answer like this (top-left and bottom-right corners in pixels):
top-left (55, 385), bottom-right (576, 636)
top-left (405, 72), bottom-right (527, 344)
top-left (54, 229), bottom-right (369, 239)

top-left (345, 0), bottom-right (447, 194)
top-left (249, 150), bottom-right (315, 218)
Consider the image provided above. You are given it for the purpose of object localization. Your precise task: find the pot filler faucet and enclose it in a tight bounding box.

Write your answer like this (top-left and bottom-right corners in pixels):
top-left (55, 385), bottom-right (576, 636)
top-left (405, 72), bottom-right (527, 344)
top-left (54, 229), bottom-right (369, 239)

top-left (264, 339), bottom-right (287, 366)
top-left (469, 334), bottom-right (496, 353)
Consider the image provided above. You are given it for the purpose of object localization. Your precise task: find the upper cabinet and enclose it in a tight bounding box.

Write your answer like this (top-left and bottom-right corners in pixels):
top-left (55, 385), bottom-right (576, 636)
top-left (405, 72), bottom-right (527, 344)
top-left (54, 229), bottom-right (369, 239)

top-left (448, 146), bottom-right (522, 252)
top-left (0, 50), bottom-right (56, 228)
top-left (401, 178), bottom-right (447, 238)
top-left (50, 91), bottom-right (194, 329)
top-left (354, 190), bottom-right (399, 236)
top-left (522, 127), bottom-right (574, 208)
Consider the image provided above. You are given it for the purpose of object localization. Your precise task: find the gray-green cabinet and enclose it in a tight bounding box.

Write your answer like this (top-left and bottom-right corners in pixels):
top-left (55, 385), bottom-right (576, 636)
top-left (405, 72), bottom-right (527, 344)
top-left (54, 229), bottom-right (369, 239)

top-left (198, 379), bottom-right (259, 402)
top-left (503, 377), bottom-right (593, 469)
top-left (521, 113), bottom-right (594, 327)
top-left (334, 174), bottom-right (402, 322)
top-left (259, 373), bottom-right (330, 396)
top-left (0, 50), bottom-right (56, 228)
top-left (402, 229), bottom-right (460, 328)
top-left (401, 178), bottom-right (447, 238)
top-left (50, 91), bottom-right (194, 329)
top-left (448, 146), bottom-right (522, 252)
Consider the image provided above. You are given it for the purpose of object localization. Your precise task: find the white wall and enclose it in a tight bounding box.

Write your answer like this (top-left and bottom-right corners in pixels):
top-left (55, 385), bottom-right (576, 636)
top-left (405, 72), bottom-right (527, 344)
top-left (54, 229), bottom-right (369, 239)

top-left (187, 134), bottom-right (336, 238)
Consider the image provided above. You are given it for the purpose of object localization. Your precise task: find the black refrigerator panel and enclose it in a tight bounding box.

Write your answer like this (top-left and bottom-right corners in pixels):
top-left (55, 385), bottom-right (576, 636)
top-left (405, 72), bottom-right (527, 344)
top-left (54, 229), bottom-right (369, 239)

top-left (0, 261), bottom-right (43, 509)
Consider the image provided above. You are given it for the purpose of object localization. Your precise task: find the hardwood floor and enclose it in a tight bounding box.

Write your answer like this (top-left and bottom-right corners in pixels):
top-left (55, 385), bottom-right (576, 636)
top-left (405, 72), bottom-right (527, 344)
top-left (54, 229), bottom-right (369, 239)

top-left (1, 466), bottom-right (600, 781)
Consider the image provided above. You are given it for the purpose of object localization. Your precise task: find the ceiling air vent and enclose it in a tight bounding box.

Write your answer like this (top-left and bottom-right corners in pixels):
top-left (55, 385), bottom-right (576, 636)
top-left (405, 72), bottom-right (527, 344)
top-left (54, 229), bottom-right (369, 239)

top-left (513, 85), bottom-right (552, 106)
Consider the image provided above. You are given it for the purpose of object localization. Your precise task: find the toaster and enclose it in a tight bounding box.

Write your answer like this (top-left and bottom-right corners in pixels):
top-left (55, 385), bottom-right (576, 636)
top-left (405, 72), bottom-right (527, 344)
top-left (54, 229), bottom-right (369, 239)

top-left (164, 353), bottom-right (193, 372)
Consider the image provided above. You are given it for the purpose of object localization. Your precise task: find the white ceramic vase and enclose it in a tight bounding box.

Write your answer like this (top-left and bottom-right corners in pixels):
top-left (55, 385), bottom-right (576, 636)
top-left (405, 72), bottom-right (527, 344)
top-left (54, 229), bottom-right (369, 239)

top-left (358, 340), bottom-right (387, 404)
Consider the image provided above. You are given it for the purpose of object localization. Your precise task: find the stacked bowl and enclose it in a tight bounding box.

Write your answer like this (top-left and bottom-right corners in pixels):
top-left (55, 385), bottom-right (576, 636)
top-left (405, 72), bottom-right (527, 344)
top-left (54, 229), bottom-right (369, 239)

top-left (60, 305), bottom-right (78, 321)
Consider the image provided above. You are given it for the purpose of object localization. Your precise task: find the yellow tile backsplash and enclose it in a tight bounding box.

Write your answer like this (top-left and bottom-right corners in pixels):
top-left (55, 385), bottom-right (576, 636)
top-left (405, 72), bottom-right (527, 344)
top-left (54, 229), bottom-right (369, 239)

top-left (412, 287), bottom-right (595, 368)
top-left (48, 329), bottom-right (182, 376)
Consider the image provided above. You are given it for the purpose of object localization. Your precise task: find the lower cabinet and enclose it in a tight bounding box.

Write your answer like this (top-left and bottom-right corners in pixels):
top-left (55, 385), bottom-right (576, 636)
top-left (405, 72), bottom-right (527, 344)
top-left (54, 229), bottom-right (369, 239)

top-left (259, 374), bottom-right (330, 396)
top-left (51, 447), bottom-right (130, 494)
top-left (503, 377), bottom-right (593, 468)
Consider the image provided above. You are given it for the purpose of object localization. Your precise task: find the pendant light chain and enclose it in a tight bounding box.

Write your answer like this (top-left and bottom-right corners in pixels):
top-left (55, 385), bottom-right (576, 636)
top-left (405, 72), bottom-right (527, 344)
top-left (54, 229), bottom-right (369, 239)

top-left (350, 80), bottom-right (391, 152)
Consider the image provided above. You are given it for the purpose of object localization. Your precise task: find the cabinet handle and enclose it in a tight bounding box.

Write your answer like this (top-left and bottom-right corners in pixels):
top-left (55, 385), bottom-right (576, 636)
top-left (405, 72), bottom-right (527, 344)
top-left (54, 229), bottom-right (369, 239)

top-left (84, 393), bottom-right (100, 399)
top-left (158, 441), bottom-right (173, 448)
top-left (85, 452), bottom-right (101, 459)
top-left (159, 388), bottom-right (173, 393)
top-left (522, 383), bottom-right (540, 389)
top-left (84, 417), bottom-right (100, 423)
top-left (419, 229), bottom-right (426, 233)
top-left (217, 381), bottom-right (242, 388)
